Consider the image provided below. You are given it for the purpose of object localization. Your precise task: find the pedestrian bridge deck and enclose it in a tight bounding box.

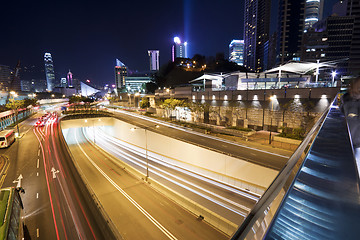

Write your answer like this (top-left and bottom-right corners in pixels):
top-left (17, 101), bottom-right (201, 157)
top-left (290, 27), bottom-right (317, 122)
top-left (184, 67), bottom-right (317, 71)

top-left (232, 96), bottom-right (360, 239)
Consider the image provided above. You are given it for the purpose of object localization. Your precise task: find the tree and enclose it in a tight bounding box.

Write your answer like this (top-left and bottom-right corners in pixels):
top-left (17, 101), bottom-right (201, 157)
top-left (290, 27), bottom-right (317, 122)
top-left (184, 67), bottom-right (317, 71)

top-left (140, 98), bottom-right (150, 109)
top-left (162, 98), bottom-right (184, 118)
top-left (6, 99), bottom-right (24, 135)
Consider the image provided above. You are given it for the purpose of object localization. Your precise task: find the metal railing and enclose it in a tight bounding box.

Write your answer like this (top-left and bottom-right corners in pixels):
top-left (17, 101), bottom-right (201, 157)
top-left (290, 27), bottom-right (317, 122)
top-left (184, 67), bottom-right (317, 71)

top-left (230, 95), bottom-right (337, 239)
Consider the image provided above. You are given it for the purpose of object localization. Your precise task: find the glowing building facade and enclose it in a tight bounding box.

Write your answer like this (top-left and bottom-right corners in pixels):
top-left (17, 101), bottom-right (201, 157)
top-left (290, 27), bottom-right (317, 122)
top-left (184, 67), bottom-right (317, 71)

top-left (243, 0), bottom-right (270, 72)
top-left (304, 0), bottom-right (324, 31)
top-left (67, 70), bottom-right (73, 87)
top-left (44, 53), bottom-right (55, 91)
top-left (172, 37), bottom-right (187, 62)
top-left (114, 59), bottom-right (127, 92)
top-left (229, 40), bottom-right (244, 65)
top-left (148, 50), bottom-right (160, 71)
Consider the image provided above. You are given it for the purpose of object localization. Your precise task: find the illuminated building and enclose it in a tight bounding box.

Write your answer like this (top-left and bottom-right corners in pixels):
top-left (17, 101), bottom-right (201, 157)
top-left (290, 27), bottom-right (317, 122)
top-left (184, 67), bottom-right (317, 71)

top-left (0, 65), bottom-right (11, 91)
top-left (148, 50), bottom-right (160, 71)
top-left (304, 0), bottom-right (324, 31)
top-left (243, 0), bottom-right (270, 72)
top-left (67, 70), bottom-right (73, 87)
top-left (172, 37), bottom-right (187, 62)
top-left (229, 40), bottom-right (244, 65)
top-left (277, 0), bottom-right (306, 64)
top-left (114, 59), bottom-right (127, 92)
top-left (44, 53), bottom-right (55, 91)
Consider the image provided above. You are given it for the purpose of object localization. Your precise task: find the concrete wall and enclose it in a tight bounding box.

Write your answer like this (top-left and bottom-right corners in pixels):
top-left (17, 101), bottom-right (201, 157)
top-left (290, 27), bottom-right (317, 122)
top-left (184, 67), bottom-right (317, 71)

top-left (107, 118), bottom-right (277, 190)
top-left (62, 117), bottom-right (278, 190)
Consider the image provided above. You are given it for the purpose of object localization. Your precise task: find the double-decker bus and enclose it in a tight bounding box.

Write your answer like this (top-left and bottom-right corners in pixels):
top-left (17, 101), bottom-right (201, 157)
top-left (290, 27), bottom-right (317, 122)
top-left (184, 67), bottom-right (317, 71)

top-left (0, 130), bottom-right (15, 148)
top-left (0, 187), bottom-right (24, 240)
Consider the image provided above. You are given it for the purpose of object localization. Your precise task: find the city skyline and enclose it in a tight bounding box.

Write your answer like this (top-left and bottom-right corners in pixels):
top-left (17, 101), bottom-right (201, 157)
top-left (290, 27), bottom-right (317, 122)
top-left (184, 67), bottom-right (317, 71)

top-left (0, 0), bottom-right (339, 86)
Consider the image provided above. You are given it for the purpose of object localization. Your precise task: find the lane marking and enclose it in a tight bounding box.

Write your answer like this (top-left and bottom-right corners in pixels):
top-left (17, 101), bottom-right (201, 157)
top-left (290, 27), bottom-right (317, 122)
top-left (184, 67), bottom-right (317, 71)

top-left (36, 193), bottom-right (39, 199)
top-left (37, 172), bottom-right (39, 177)
top-left (75, 130), bottom-right (178, 240)
top-left (37, 158), bottom-right (39, 168)
top-left (38, 149), bottom-right (40, 156)
top-left (37, 228), bottom-right (39, 238)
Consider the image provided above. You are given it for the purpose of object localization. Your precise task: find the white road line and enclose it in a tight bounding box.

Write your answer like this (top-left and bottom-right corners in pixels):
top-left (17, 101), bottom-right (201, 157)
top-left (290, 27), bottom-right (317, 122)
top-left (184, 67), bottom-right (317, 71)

top-left (37, 172), bottom-right (39, 176)
top-left (36, 193), bottom-right (39, 199)
top-left (38, 149), bottom-right (40, 156)
top-left (75, 130), bottom-right (178, 240)
top-left (37, 228), bottom-right (39, 237)
top-left (37, 158), bottom-right (39, 168)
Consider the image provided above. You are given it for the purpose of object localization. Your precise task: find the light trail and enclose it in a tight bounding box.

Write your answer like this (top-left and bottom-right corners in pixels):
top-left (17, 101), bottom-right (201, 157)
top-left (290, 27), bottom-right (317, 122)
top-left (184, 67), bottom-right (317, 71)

top-left (33, 127), bottom-right (60, 240)
top-left (74, 128), bottom-right (178, 240)
top-left (91, 126), bottom-right (260, 201)
top-left (83, 127), bottom-right (253, 216)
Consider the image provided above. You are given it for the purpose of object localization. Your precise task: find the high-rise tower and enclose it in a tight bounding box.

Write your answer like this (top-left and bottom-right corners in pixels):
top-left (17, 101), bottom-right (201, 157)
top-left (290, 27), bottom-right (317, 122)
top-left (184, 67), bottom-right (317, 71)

top-left (67, 70), bottom-right (73, 87)
top-left (114, 59), bottom-right (127, 93)
top-left (276, 0), bottom-right (306, 64)
top-left (347, 0), bottom-right (360, 75)
top-left (44, 53), bottom-right (55, 91)
top-left (148, 50), bottom-right (160, 71)
top-left (172, 37), bottom-right (187, 62)
top-left (229, 40), bottom-right (244, 65)
top-left (304, 0), bottom-right (325, 31)
top-left (243, 0), bottom-right (271, 72)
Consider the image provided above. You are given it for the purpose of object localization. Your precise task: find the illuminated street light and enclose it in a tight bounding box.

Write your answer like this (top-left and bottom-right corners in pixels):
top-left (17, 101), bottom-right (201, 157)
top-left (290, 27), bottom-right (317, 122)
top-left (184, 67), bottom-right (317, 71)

top-left (331, 71), bottom-right (337, 87)
top-left (130, 125), bottom-right (160, 181)
top-left (269, 96), bottom-right (276, 144)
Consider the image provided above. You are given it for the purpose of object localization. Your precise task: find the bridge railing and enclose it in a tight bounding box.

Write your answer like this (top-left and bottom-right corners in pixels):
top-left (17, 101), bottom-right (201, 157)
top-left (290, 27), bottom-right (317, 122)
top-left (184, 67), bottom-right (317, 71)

top-left (230, 95), bottom-right (338, 240)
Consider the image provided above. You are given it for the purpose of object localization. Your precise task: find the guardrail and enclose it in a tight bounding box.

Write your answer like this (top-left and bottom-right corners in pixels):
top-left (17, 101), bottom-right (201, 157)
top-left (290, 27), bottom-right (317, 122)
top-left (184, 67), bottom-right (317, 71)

top-left (230, 95), bottom-right (338, 239)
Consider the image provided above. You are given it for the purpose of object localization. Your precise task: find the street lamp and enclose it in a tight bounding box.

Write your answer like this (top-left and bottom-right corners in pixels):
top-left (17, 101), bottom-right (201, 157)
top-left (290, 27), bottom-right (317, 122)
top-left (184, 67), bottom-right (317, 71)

top-left (130, 124), bottom-right (159, 181)
top-left (269, 95), bottom-right (276, 144)
top-left (331, 71), bottom-right (337, 87)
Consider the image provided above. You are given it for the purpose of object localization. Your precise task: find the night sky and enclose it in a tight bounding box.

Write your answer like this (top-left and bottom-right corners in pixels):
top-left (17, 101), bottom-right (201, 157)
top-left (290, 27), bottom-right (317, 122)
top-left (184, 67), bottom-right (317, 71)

top-left (1, 0), bottom-right (339, 86)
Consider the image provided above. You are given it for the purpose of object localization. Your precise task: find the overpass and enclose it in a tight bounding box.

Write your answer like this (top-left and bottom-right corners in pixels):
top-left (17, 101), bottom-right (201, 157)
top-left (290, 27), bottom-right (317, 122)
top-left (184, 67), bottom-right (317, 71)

top-left (231, 95), bottom-right (360, 239)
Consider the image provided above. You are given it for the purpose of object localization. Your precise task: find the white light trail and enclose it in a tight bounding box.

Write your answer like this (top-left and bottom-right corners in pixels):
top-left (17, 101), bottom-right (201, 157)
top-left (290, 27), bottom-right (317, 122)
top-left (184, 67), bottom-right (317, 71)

top-left (75, 129), bottom-right (178, 240)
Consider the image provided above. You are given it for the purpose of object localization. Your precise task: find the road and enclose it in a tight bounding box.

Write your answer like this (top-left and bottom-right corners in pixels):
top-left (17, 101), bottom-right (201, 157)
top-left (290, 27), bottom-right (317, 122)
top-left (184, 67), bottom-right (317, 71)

top-left (108, 108), bottom-right (289, 171)
top-left (64, 126), bottom-right (228, 240)
top-left (78, 125), bottom-right (259, 224)
top-left (0, 112), bottom-right (114, 239)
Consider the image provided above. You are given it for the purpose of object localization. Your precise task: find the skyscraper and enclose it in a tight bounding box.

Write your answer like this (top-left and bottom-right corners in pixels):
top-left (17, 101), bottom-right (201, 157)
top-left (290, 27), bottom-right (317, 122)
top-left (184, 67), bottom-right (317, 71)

top-left (304, 0), bottom-right (324, 31)
top-left (276, 0), bottom-right (306, 64)
top-left (114, 59), bottom-right (127, 92)
top-left (67, 70), bottom-right (73, 87)
top-left (347, 0), bottom-right (360, 76)
top-left (44, 53), bottom-right (55, 91)
top-left (148, 50), bottom-right (160, 71)
top-left (243, 0), bottom-right (271, 72)
top-left (229, 40), bottom-right (244, 65)
top-left (172, 37), bottom-right (187, 62)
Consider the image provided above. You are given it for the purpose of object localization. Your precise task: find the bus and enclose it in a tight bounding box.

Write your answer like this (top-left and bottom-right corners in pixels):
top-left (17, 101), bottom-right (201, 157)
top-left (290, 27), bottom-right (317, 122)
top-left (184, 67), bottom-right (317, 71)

top-left (0, 187), bottom-right (25, 240)
top-left (0, 130), bottom-right (15, 148)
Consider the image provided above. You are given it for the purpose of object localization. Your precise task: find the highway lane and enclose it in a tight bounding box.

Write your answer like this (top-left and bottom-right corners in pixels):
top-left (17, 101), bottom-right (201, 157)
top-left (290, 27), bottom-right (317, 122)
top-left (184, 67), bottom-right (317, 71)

top-left (0, 112), bottom-right (57, 239)
top-left (80, 126), bottom-right (258, 224)
top-left (65, 127), bottom-right (228, 240)
top-left (1, 112), bottom-right (114, 239)
top-left (108, 108), bottom-right (289, 171)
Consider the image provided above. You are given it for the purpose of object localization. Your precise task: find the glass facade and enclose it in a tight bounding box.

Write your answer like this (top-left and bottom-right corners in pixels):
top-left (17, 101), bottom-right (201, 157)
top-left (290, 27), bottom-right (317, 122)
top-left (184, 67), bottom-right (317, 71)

top-left (44, 53), bottom-right (55, 91)
top-left (229, 40), bottom-right (244, 65)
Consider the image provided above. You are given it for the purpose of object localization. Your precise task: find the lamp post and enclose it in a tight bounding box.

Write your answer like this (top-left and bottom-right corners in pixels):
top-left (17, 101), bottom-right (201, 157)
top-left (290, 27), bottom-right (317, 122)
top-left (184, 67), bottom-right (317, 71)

top-left (269, 95), bottom-right (276, 144)
top-left (331, 71), bottom-right (337, 87)
top-left (131, 124), bottom-right (159, 181)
